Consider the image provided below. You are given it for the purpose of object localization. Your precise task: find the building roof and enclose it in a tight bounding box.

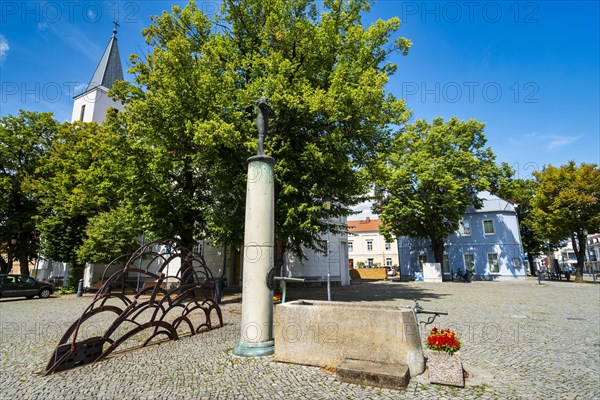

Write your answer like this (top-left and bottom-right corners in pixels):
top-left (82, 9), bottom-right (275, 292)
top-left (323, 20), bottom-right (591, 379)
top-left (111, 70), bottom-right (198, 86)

top-left (466, 191), bottom-right (517, 214)
top-left (347, 217), bottom-right (381, 233)
top-left (86, 28), bottom-right (124, 92)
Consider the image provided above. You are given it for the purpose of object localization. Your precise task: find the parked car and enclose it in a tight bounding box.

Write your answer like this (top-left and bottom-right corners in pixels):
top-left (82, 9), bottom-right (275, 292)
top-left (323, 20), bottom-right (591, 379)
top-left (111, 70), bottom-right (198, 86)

top-left (0, 274), bottom-right (55, 299)
top-left (386, 266), bottom-right (396, 277)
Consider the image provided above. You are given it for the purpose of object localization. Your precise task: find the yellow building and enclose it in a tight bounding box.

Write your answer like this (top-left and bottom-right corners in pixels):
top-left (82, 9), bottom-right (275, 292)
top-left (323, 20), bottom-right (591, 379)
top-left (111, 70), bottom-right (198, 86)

top-left (347, 218), bottom-right (398, 268)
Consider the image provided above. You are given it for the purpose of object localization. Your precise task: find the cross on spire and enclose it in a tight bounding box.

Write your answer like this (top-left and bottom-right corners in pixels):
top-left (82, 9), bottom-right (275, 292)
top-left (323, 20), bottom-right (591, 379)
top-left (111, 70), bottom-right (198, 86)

top-left (112, 20), bottom-right (120, 36)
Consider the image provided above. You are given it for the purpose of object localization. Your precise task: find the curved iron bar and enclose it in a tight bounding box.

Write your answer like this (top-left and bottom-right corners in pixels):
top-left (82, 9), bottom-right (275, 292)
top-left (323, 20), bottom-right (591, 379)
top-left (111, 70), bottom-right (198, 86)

top-left (67, 296), bottom-right (129, 349)
top-left (45, 239), bottom-right (223, 374)
top-left (98, 293), bottom-right (133, 308)
top-left (44, 305), bottom-right (123, 374)
top-left (142, 330), bottom-right (180, 347)
top-left (95, 253), bottom-right (132, 296)
top-left (171, 315), bottom-right (196, 337)
top-left (94, 320), bottom-right (179, 364)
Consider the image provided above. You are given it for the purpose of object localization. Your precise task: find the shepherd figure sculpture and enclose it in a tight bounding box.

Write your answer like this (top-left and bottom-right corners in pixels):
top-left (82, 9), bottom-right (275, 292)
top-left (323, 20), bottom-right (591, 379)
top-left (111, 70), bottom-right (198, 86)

top-left (256, 97), bottom-right (274, 156)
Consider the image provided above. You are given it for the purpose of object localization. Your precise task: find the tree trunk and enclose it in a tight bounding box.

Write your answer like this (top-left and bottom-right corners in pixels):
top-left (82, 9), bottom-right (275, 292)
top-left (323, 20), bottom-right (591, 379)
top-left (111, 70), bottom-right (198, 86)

top-left (571, 232), bottom-right (586, 283)
top-left (0, 256), bottom-right (8, 275)
top-left (430, 236), bottom-right (444, 264)
top-left (178, 228), bottom-right (195, 286)
top-left (19, 252), bottom-right (30, 276)
top-left (527, 253), bottom-right (536, 276)
top-left (68, 260), bottom-right (85, 288)
top-left (179, 228), bottom-right (195, 253)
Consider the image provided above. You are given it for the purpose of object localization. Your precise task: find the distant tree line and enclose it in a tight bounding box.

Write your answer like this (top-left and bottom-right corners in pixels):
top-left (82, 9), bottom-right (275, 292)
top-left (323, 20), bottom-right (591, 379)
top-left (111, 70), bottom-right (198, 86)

top-left (1, 1), bottom-right (598, 286)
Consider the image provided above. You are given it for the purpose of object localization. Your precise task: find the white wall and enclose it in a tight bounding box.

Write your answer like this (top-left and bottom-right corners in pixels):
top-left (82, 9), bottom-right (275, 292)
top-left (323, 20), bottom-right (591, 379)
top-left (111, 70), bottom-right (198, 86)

top-left (348, 231), bottom-right (398, 267)
top-left (71, 87), bottom-right (123, 123)
top-left (284, 230), bottom-right (350, 286)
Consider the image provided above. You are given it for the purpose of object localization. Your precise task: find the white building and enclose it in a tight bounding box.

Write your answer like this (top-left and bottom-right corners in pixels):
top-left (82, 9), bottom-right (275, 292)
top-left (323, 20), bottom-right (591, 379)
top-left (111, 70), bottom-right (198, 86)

top-left (70, 26), bottom-right (124, 123)
top-left (542, 233), bottom-right (600, 275)
top-left (284, 217), bottom-right (350, 286)
top-left (347, 217), bottom-right (398, 268)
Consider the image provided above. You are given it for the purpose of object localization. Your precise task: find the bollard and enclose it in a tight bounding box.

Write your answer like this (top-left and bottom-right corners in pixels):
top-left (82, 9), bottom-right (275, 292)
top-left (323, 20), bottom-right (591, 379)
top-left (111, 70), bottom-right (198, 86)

top-left (214, 277), bottom-right (222, 304)
top-left (76, 279), bottom-right (84, 297)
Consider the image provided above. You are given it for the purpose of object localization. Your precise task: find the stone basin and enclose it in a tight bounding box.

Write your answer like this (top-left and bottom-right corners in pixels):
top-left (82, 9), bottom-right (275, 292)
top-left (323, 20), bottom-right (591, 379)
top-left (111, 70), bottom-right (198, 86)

top-left (273, 300), bottom-right (425, 377)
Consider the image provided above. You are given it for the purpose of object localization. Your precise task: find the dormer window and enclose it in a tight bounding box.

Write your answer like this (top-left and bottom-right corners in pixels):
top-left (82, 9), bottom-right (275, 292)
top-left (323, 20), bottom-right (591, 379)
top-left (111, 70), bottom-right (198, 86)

top-left (459, 220), bottom-right (471, 236)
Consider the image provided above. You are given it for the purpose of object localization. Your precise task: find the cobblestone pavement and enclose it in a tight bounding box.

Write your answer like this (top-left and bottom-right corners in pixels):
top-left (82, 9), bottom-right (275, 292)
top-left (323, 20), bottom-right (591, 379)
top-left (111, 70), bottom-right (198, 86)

top-left (1, 278), bottom-right (599, 399)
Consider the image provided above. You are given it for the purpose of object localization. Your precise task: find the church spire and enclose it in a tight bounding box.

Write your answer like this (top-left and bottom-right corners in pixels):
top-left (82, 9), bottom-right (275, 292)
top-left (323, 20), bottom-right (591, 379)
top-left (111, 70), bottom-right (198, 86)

top-left (86, 23), bottom-right (124, 92)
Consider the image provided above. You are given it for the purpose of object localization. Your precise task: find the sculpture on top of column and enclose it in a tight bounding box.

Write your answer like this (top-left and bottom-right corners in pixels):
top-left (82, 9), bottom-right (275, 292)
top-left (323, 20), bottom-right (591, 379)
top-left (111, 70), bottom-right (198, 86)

top-left (255, 97), bottom-right (274, 156)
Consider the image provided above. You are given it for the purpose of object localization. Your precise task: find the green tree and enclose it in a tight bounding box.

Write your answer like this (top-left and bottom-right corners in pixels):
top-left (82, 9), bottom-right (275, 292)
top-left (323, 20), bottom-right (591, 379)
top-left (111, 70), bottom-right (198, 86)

top-left (109, 0), bottom-right (412, 265)
top-left (497, 177), bottom-right (546, 276)
top-left (532, 162), bottom-right (600, 283)
top-left (0, 111), bottom-right (58, 275)
top-left (374, 117), bottom-right (503, 264)
top-left (30, 120), bottom-right (143, 281)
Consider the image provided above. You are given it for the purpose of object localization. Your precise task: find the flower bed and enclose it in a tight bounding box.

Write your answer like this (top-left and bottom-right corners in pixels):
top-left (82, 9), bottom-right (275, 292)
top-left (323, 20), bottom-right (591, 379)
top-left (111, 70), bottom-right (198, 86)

top-left (426, 327), bottom-right (461, 354)
top-left (426, 327), bottom-right (464, 387)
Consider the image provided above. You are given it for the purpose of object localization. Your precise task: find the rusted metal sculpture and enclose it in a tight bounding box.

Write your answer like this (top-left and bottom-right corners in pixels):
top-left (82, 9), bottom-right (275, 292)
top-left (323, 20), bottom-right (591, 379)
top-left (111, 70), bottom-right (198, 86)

top-left (45, 239), bottom-right (223, 374)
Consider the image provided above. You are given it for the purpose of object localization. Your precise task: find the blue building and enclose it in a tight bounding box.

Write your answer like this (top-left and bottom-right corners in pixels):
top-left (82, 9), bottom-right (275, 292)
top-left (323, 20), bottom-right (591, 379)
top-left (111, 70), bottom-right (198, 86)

top-left (398, 192), bottom-right (526, 281)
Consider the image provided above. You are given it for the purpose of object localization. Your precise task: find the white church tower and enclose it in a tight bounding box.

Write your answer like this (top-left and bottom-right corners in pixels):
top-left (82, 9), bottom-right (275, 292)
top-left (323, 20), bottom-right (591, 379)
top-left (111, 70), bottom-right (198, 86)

top-left (71, 23), bottom-right (124, 123)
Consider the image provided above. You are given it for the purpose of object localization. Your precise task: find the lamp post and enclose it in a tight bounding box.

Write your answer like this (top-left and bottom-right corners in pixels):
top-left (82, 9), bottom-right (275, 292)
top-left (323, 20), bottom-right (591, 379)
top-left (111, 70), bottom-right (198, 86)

top-left (546, 240), bottom-right (552, 278)
top-left (582, 229), bottom-right (593, 282)
top-left (8, 238), bottom-right (17, 273)
top-left (323, 200), bottom-right (332, 302)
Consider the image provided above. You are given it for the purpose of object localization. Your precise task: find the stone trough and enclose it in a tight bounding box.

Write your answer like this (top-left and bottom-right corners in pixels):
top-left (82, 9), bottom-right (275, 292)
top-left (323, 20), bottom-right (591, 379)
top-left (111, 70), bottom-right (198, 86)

top-left (273, 300), bottom-right (425, 388)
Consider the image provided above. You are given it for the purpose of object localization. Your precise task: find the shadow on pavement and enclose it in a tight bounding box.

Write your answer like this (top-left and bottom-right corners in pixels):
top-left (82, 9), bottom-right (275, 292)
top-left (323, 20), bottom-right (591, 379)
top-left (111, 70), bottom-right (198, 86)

top-left (284, 281), bottom-right (449, 304)
top-left (0, 296), bottom-right (56, 303)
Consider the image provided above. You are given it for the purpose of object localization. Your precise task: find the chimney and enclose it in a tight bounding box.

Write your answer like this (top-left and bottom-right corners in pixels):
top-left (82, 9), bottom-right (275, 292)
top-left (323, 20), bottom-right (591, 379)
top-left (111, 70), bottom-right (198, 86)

top-left (365, 217), bottom-right (370, 223)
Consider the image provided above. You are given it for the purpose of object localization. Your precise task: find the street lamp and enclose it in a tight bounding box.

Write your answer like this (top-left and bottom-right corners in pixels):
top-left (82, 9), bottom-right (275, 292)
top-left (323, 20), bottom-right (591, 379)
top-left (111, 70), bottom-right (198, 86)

top-left (582, 229), bottom-right (593, 282)
top-left (323, 200), bottom-right (332, 302)
top-left (546, 240), bottom-right (552, 278)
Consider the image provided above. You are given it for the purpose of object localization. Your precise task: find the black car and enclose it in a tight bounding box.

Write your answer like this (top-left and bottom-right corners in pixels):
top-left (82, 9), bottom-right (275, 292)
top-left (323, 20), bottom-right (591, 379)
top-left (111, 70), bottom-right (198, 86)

top-left (0, 274), bottom-right (55, 299)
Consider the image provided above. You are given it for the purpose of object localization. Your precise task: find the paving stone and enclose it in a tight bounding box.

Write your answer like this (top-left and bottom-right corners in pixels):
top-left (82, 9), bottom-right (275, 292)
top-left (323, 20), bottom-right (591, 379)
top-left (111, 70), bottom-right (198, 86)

top-left (0, 279), bottom-right (599, 399)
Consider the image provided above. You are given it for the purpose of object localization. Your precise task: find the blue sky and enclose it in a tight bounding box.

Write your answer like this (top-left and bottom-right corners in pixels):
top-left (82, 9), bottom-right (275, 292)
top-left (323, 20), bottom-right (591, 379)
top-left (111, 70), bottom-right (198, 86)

top-left (1, 0), bottom-right (598, 182)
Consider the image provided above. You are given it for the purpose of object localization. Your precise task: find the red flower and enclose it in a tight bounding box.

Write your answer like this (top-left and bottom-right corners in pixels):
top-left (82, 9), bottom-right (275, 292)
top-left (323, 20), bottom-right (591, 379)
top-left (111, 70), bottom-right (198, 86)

top-left (426, 327), bottom-right (461, 354)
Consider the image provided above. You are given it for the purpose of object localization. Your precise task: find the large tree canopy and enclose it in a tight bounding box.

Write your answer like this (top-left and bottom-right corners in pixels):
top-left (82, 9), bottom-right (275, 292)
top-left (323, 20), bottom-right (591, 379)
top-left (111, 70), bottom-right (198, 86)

top-left (30, 120), bottom-right (144, 275)
top-left (497, 177), bottom-right (547, 276)
top-left (108, 0), bottom-right (412, 260)
top-left (374, 116), bottom-right (504, 264)
top-left (532, 161), bottom-right (600, 282)
top-left (0, 111), bottom-right (58, 275)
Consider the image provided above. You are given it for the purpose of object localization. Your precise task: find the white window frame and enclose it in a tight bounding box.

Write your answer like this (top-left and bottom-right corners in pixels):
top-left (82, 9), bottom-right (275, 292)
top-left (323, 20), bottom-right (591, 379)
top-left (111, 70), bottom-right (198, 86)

top-left (367, 240), bottom-right (373, 251)
top-left (463, 253), bottom-right (475, 272)
top-left (483, 219), bottom-right (495, 235)
top-left (442, 254), bottom-right (450, 274)
top-left (385, 258), bottom-right (393, 266)
top-left (418, 255), bottom-right (427, 271)
top-left (487, 253), bottom-right (499, 273)
top-left (512, 258), bottom-right (522, 269)
top-left (367, 258), bottom-right (374, 267)
top-left (385, 242), bottom-right (391, 251)
top-left (459, 219), bottom-right (471, 236)
top-left (348, 241), bottom-right (353, 252)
